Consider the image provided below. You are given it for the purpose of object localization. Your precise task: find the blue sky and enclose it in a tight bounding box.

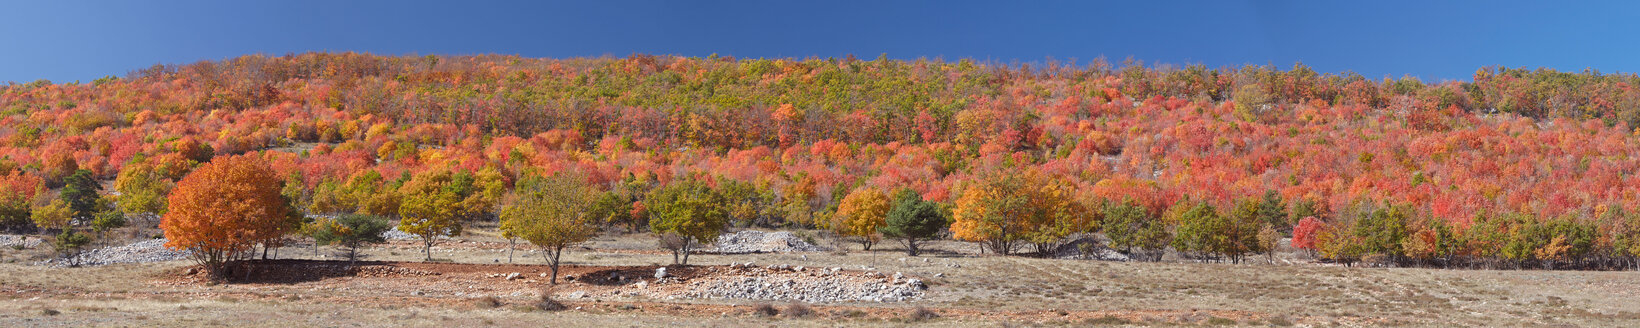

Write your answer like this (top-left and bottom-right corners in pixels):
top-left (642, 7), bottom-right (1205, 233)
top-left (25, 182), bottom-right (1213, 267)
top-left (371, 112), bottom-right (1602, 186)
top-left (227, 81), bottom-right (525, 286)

top-left (3, 1), bottom-right (1637, 83)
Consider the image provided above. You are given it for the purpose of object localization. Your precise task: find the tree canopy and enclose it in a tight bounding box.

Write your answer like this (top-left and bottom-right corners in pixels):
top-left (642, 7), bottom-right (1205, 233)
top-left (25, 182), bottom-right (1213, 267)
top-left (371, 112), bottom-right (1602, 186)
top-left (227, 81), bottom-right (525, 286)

top-left (160, 155), bottom-right (297, 275)
top-left (833, 187), bottom-right (890, 250)
top-left (645, 179), bottom-right (727, 265)
top-left (311, 214), bottom-right (392, 263)
top-left (500, 171), bottom-right (600, 284)
top-left (879, 189), bottom-right (948, 256)
top-left (397, 169), bottom-right (467, 261)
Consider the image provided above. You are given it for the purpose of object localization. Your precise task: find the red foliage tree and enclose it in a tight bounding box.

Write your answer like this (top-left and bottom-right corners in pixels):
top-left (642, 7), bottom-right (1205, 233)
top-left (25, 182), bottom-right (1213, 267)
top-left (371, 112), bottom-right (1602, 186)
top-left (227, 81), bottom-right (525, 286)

top-left (1290, 216), bottom-right (1323, 252)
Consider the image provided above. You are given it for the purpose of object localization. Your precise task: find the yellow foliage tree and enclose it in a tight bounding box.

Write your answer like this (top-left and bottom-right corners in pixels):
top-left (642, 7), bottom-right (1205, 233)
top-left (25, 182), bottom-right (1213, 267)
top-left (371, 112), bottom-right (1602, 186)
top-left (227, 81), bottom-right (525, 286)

top-left (458, 166), bottom-right (507, 219)
top-left (1019, 176), bottom-right (1094, 255)
top-left (950, 170), bottom-right (1094, 256)
top-left (30, 199), bottom-right (73, 231)
top-left (114, 159), bottom-right (173, 219)
top-left (1315, 224), bottom-right (1364, 266)
top-left (832, 187), bottom-right (890, 250)
top-left (397, 170), bottom-right (464, 261)
top-left (500, 171), bottom-right (599, 284)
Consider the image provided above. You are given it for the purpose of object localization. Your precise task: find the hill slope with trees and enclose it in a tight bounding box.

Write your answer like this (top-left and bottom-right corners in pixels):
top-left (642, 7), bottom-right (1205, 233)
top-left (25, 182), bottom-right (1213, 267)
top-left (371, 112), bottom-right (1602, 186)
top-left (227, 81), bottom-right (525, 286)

top-left (4, 52), bottom-right (1640, 269)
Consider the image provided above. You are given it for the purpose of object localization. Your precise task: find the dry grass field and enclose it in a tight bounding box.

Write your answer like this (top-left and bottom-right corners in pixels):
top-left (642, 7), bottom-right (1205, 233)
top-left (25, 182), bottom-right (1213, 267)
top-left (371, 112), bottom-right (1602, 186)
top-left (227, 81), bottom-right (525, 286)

top-left (3, 228), bottom-right (1640, 327)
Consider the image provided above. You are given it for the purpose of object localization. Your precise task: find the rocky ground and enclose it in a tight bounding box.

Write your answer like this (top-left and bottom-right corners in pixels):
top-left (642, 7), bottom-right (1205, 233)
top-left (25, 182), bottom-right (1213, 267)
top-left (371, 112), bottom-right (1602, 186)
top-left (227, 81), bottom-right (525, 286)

top-left (6, 231), bottom-right (1638, 326)
top-left (157, 259), bottom-right (924, 306)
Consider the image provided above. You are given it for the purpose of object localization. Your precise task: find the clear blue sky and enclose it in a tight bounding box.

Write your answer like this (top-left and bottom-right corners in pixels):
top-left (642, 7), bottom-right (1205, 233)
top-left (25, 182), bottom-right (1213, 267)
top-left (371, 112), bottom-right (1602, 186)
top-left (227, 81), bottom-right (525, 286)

top-left (3, 1), bottom-right (1637, 83)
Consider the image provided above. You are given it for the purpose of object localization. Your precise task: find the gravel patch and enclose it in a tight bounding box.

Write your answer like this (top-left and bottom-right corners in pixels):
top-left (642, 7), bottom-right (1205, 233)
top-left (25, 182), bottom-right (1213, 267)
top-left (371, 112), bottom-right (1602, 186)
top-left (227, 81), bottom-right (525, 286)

top-left (39, 238), bottom-right (191, 267)
top-left (710, 231), bottom-right (829, 254)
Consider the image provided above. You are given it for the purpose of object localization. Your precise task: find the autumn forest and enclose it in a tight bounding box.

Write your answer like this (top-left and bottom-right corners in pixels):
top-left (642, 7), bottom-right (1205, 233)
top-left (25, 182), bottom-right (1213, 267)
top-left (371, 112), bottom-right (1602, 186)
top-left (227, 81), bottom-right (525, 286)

top-left (5, 52), bottom-right (1640, 271)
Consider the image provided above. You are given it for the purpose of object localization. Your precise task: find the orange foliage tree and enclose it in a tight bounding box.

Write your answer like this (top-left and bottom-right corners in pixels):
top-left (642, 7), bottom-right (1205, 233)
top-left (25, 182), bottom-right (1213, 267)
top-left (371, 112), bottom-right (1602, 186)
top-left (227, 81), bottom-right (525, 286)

top-left (160, 154), bottom-right (298, 275)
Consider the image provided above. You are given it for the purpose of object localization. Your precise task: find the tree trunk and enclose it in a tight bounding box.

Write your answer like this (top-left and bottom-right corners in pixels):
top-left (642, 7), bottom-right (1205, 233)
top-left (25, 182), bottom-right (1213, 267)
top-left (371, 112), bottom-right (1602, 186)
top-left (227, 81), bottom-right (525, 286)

top-left (906, 237), bottom-right (919, 257)
top-left (508, 237), bottom-right (516, 264)
top-left (423, 237), bottom-right (434, 261)
top-left (547, 246), bottom-right (563, 285)
top-left (680, 241), bottom-right (692, 265)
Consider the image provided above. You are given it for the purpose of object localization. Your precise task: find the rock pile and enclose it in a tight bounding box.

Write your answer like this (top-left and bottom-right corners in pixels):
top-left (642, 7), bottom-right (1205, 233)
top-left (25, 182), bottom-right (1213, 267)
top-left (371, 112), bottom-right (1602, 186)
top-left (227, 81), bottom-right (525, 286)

top-left (568, 264), bottom-right (926, 303)
top-left (0, 234), bottom-right (42, 249)
top-left (42, 238), bottom-right (191, 267)
top-left (674, 265), bottom-right (924, 303)
top-left (381, 227), bottom-right (419, 241)
top-left (1054, 236), bottom-right (1129, 261)
top-left (354, 265), bottom-right (440, 277)
top-left (711, 230), bottom-right (829, 254)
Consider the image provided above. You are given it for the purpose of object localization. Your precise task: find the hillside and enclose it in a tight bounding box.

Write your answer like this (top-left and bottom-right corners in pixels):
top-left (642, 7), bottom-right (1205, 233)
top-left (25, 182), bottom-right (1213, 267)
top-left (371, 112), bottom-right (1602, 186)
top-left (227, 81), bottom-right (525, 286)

top-left (3, 53), bottom-right (1640, 267)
